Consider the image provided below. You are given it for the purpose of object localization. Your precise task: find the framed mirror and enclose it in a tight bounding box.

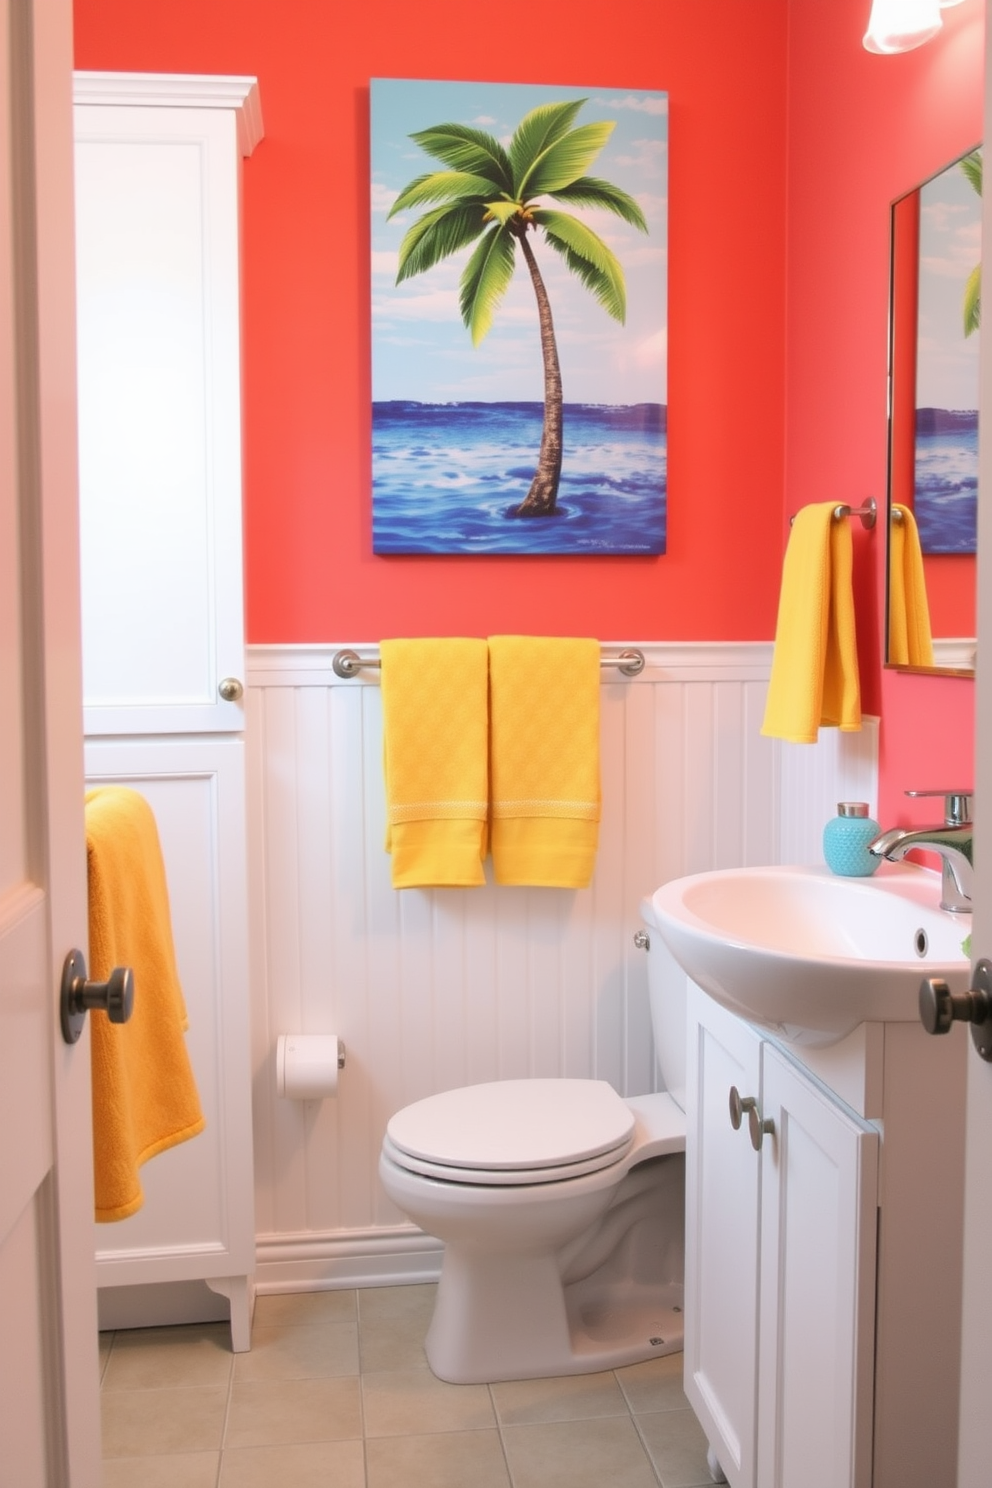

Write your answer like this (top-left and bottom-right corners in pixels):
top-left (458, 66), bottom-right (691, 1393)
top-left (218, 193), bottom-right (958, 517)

top-left (885, 146), bottom-right (981, 677)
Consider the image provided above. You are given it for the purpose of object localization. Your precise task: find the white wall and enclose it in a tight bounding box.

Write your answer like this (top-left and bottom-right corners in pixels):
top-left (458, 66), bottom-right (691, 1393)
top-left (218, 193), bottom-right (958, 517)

top-left (245, 642), bottom-right (878, 1292)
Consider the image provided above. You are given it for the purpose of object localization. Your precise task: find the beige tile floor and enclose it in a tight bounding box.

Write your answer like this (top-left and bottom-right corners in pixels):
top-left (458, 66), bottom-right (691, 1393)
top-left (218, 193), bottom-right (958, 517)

top-left (100, 1283), bottom-right (716, 1487)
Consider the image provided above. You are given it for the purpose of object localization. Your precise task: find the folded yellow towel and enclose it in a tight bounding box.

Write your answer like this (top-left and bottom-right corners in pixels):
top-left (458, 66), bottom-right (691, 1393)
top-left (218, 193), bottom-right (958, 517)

top-left (85, 787), bottom-right (205, 1222)
top-left (888, 503), bottom-right (934, 668)
top-left (488, 636), bottom-right (601, 888)
top-left (761, 503), bottom-right (861, 744)
top-left (381, 638), bottom-right (489, 888)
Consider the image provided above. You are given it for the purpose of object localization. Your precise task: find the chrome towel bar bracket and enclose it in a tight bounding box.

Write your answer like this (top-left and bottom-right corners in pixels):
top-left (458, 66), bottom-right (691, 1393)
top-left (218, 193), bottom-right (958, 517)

top-left (788, 497), bottom-right (877, 529)
top-left (331, 646), bottom-right (646, 679)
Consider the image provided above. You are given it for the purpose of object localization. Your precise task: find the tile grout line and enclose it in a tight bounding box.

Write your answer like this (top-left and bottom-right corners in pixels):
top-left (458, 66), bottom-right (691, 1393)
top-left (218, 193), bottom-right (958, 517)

top-left (488, 1382), bottom-right (517, 1488)
top-left (215, 1336), bottom-right (237, 1488)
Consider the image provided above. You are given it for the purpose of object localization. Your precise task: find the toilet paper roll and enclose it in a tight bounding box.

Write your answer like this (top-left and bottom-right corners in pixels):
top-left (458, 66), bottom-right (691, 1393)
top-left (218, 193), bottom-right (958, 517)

top-left (276, 1034), bottom-right (345, 1100)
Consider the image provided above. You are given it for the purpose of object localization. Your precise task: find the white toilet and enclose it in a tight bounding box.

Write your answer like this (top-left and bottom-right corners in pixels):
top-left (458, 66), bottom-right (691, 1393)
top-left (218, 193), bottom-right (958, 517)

top-left (378, 895), bottom-right (688, 1384)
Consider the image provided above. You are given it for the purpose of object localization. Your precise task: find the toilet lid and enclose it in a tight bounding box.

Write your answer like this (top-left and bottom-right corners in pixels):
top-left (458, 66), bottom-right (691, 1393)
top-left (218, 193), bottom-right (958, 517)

top-left (385, 1079), bottom-right (635, 1177)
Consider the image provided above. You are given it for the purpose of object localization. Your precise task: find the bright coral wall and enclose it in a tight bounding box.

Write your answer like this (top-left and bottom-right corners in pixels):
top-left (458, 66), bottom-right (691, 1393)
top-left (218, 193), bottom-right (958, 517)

top-left (784, 0), bottom-right (982, 824)
top-left (72, 0), bottom-right (788, 644)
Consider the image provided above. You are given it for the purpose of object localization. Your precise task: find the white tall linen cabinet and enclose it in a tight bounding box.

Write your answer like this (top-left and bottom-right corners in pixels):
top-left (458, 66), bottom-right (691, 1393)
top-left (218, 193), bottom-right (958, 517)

top-left (73, 73), bottom-right (263, 1351)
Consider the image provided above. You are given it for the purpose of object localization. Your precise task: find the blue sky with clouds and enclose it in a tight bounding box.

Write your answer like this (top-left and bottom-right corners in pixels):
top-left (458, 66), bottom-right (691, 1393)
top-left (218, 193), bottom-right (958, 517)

top-left (916, 148), bottom-right (982, 410)
top-left (370, 79), bottom-right (668, 405)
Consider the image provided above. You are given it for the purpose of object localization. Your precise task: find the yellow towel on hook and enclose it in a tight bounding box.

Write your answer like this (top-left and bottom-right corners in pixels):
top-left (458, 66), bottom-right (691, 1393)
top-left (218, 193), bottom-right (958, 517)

top-left (888, 503), bottom-right (934, 668)
top-left (489, 636), bottom-right (601, 888)
top-left (761, 503), bottom-right (862, 743)
top-left (85, 787), bottom-right (205, 1222)
top-left (381, 638), bottom-right (489, 888)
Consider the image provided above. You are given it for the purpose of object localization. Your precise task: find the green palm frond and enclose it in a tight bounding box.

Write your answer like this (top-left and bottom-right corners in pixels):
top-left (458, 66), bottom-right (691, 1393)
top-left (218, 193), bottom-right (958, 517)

top-left (534, 209), bottom-right (627, 322)
top-left (509, 100), bottom-right (587, 192)
top-left (396, 202), bottom-right (489, 283)
top-left (964, 262), bottom-right (981, 336)
top-left (389, 171), bottom-right (503, 218)
top-left (549, 176), bottom-right (648, 232)
top-left (960, 148), bottom-right (982, 197)
top-left (459, 224), bottom-right (517, 345)
top-left (482, 200), bottom-right (520, 226)
top-left (518, 121), bottom-right (616, 199)
top-left (408, 124), bottom-right (513, 192)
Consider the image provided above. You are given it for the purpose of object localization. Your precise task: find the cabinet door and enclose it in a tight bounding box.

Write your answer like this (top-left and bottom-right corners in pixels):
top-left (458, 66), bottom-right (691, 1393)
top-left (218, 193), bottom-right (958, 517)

top-left (74, 100), bottom-right (246, 735)
top-left (756, 1044), bottom-right (878, 1488)
top-left (685, 984), bottom-right (763, 1488)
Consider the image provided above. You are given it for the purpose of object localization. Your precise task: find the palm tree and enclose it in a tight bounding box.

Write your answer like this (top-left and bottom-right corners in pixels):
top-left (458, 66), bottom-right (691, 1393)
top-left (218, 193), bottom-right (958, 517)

top-left (388, 99), bottom-right (648, 516)
top-left (961, 148), bottom-right (981, 337)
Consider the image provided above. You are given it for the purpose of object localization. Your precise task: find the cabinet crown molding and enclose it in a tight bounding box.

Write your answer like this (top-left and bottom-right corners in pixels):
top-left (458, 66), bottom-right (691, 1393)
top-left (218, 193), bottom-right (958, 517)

top-left (73, 71), bottom-right (264, 157)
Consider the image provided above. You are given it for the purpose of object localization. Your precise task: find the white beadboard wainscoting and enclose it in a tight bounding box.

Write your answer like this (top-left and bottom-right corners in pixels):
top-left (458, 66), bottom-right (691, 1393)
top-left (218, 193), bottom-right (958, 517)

top-left (245, 643), bottom-right (879, 1293)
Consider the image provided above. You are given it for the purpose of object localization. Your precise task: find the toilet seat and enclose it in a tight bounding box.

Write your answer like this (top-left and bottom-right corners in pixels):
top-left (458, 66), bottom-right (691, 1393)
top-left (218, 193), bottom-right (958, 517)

top-left (385, 1078), bottom-right (636, 1187)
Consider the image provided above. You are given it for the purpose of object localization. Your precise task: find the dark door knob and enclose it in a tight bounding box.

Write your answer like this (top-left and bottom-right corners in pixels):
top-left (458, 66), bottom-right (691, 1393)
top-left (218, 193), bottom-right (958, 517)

top-left (919, 958), bottom-right (992, 1062)
top-left (60, 948), bottom-right (135, 1045)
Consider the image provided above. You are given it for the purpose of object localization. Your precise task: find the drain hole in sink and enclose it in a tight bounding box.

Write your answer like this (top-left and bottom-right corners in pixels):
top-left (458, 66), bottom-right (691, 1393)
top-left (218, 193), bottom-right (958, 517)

top-left (914, 928), bottom-right (929, 958)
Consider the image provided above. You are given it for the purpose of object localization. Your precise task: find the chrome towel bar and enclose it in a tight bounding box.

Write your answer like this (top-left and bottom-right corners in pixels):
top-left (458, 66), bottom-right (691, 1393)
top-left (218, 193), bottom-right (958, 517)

top-left (331, 646), bottom-right (646, 679)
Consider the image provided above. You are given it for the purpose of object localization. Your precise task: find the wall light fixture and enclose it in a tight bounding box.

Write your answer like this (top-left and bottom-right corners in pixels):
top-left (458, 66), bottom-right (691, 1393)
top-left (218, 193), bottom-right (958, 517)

top-left (863, 0), bottom-right (962, 53)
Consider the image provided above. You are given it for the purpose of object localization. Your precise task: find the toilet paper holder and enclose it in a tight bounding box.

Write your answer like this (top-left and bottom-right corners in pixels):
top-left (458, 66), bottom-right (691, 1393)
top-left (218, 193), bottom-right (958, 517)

top-left (276, 1033), bottom-right (346, 1100)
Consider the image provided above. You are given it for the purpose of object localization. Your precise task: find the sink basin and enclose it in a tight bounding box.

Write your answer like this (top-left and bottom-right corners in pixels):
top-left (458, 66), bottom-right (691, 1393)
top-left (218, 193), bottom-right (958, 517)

top-left (651, 862), bottom-right (972, 1046)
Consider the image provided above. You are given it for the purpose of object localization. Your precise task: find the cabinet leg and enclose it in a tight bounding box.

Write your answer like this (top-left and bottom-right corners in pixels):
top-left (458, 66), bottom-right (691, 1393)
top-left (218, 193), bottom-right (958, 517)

top-left (706, 1444), bottom-right (728, 1483)
top-left (205, 1274), bottom-right (255, 1352)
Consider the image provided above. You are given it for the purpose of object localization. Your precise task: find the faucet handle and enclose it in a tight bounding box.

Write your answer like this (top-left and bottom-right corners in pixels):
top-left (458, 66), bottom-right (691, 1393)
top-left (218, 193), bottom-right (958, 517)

top-left (905, 790), bottom-right (973, 825)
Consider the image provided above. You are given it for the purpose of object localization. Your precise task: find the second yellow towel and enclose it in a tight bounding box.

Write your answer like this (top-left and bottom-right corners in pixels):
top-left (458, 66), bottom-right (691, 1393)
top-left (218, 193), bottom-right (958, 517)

top-left (489, 636), bottom-right (601, 888)
top-left (761, 503), bottom-right (861, 744)
top-left (381, 637), bottom-right (490, 888)
top-left (888, 503), bottom-right (934, 668)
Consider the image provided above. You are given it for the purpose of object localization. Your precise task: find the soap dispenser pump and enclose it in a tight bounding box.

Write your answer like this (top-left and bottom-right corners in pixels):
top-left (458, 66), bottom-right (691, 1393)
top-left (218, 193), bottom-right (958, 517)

top-left (823, 802), bottom-right (881, 878)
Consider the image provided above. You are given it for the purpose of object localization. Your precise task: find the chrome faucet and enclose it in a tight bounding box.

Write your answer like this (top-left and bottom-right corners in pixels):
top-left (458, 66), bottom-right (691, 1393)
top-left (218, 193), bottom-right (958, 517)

top-left (868, 790), bottom-right (974, 913)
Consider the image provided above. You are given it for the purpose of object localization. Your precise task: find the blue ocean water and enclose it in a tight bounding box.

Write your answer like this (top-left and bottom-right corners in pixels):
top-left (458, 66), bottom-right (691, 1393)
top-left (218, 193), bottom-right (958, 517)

top-left (372, 402), bottom-right (666, 555)
top-left (914, 410), bottom-right (978, 554)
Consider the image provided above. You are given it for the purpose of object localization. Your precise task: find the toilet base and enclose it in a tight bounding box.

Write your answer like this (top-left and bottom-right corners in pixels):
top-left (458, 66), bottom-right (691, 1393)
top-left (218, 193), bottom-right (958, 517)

top-left (425, 1262), bottom-right (684, 1384)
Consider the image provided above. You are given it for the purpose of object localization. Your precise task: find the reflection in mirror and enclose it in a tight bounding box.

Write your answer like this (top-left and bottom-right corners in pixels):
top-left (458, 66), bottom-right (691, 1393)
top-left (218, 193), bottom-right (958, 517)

top-left (886, 146), bottom-right (981, 677)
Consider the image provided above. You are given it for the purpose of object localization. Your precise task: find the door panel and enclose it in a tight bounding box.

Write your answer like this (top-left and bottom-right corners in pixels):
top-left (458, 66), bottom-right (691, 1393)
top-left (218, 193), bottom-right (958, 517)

top-left (757, 1045), bottom-right (877, 1488)
top-left (684, 983), bottom-right (762, 1488)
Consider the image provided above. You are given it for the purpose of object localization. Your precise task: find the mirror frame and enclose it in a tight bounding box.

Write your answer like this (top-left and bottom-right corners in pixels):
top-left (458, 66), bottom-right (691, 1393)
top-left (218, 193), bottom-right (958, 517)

top-left (884, 146), bottom-right (981, 679)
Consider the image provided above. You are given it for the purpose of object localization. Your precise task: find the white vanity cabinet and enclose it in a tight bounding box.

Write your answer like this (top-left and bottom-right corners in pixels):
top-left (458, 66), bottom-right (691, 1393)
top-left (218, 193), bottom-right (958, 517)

top-left (685, 983), bottom-right (966, 1488)
top-left (74, 74), bottom-right (263, 1351)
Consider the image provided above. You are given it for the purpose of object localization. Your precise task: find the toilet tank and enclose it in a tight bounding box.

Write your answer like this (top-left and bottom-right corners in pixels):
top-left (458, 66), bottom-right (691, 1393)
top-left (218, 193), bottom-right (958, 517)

top-left (639, 895), bottom-right (687, 1112)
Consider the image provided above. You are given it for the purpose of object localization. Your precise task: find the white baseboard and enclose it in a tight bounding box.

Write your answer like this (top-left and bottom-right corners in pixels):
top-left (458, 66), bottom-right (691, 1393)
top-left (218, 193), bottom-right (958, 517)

top-left (254, 1225), bottom-right (443, 1294)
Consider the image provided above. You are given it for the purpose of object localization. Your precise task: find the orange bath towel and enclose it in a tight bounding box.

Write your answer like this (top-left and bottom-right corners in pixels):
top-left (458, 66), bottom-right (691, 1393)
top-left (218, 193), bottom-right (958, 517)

top-left (85, 787), bottom-right (205, 1222)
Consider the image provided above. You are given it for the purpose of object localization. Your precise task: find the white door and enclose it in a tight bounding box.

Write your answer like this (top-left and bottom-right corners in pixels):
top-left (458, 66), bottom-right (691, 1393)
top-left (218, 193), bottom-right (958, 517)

top-left (0, 0), bottom-right (101, 1482)
top-left (957, 14), bottom-right (992, 1483)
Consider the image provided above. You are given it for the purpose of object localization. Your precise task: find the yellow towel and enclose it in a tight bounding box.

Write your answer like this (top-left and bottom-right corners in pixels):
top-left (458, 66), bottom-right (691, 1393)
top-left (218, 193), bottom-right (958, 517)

top-left (488, 636), bottom-right (601, 888)
top-left (888, 503), bottom-right (934, 668)
top-left (761, 503), bottom-right (861, 744)
top-left (85, 787), bottom-right (205, 1222)
top-left (381, 638), bottom-right (489, 888)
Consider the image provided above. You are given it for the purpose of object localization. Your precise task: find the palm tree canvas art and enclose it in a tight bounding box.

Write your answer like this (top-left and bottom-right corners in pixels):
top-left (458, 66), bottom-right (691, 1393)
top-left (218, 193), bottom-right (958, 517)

top-left (371, 80), bottom-right (667, 554)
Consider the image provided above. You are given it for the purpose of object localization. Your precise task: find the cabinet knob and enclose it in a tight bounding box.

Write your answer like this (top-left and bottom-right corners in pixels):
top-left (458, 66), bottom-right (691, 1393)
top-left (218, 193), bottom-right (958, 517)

top-left (920, 959), bottom-right (992, 1062)
top-left (633, 930), bottom-right (650, 950)
top-left (749, 1106), bottom-right (775, 1152)
top-left (218, 677), bottom-right (244, 702)
top-left (60, 948), bottom-right (134, 1045)
top-left (729, 1086), bottom-right (757, 1130)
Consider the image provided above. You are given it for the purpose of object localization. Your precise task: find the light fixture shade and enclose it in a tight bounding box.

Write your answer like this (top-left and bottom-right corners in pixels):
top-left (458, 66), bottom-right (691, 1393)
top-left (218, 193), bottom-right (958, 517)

top-left (863, 0), bottom-right (943, 51)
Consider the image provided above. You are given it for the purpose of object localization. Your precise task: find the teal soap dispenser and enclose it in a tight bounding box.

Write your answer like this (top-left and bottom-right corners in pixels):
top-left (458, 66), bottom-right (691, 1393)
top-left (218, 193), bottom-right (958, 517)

top-left (823, 802), bottom-right (881, 877)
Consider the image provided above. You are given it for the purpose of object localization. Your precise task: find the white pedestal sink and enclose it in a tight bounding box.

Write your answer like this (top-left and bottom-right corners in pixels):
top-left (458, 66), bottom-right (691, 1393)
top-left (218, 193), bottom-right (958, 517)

top-left (651, 860), bottom-right (971, 1046)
